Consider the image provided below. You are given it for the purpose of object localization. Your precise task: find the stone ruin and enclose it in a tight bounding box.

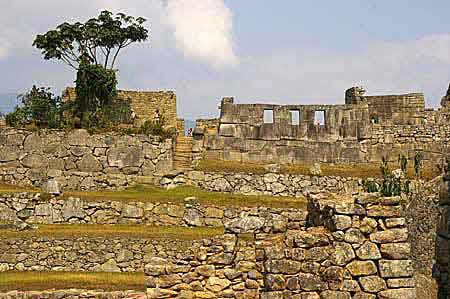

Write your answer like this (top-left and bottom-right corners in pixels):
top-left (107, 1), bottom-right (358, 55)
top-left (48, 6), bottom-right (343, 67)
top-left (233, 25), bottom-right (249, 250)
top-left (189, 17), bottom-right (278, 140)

top-left (194, 85), bottom-right (450, 167)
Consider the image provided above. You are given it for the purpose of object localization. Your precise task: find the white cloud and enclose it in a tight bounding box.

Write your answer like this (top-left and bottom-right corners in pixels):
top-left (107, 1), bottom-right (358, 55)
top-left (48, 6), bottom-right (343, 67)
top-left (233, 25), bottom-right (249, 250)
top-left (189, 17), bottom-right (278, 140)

top-left (166, 0), bottom-right (238, 69)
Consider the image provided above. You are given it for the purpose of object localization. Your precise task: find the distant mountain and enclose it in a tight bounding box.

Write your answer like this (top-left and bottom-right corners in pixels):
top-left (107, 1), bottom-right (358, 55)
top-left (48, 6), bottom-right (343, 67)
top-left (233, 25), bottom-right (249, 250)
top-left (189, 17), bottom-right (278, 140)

top-left (0, 93), bottom-right (18, 115)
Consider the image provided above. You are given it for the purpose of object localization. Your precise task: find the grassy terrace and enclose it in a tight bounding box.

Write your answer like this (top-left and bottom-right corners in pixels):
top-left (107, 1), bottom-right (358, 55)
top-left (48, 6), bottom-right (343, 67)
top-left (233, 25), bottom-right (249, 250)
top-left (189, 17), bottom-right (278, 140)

top-left (0, 272), bottom-right (145, 292)
top-left (65, 185), bottom-right (307, 209)
top-left (0, 224), bottom-right (224, 240)
top-left (195, 159), bottom-right (440, 181)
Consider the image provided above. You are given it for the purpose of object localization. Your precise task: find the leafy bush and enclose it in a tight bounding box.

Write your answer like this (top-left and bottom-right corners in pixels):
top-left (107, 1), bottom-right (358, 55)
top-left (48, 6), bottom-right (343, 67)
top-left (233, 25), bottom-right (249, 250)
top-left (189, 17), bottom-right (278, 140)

top-left (363, 179), bottom-right (379, 193)
top-left (6, 86), bottom-right (62, 128)
top-left (378, 157), bottom-right (411, 197)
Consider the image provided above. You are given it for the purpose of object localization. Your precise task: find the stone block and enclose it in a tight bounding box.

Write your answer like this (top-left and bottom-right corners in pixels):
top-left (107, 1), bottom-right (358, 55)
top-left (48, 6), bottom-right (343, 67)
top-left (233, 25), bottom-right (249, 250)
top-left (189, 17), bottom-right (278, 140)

top-left (378, 260), bottom-right (413, 278)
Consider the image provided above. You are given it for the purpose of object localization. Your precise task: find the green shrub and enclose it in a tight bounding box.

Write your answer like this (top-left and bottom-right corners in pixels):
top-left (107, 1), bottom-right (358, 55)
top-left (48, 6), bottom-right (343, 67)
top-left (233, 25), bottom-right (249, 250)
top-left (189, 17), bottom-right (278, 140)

top-left (6, 86), bottom-right (62, 128)
top-left (363, 179), bottom-right (379, 193)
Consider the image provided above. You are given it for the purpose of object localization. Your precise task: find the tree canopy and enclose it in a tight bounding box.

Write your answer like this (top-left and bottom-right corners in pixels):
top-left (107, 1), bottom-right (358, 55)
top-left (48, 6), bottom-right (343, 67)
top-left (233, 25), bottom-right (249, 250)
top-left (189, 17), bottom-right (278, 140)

top-left (33, 10), bottom-right (148, 70)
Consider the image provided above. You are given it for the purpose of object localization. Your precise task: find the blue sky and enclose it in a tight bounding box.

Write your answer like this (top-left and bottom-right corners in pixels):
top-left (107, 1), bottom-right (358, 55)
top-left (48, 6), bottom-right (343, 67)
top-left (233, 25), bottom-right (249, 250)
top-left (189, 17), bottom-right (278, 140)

top-left (0, 0), bottom-right (450, 119)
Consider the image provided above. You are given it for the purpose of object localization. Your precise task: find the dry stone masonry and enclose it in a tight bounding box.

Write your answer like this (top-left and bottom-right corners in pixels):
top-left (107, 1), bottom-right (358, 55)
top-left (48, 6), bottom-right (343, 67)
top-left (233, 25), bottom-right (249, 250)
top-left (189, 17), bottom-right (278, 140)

top-left (144, 193), bottom-right (417, 298)
top-left (161, 170), bottom-right (368, 196)
top-left (196, 87), bottom-right (450, 167)
top-left (0, 236), bottom-right (195, 273)
top-left (0, 192), bottom-right (307, 230)
top-left (437, 162), bottom-right (450, 298)
top-left (0, 129), bottom-right (173, 190)
top-left (64, 88), bottom-right (178, 128)
top-left (0, 290), bottom-right (146, 299)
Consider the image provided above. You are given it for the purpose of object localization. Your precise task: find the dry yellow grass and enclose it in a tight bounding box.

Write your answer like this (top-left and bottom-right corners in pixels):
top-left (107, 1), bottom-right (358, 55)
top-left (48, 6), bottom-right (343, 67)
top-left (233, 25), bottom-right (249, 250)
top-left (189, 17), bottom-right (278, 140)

top-left (0, 224), bottom-right (224, 240)
top-left (0, 183), bottom-right (39, 193)
top-left (196, 159), bottom-right (267, 174)
top-left (196, 159), bottom-right (439, 181)
top-left (66, 185), bottom-right (307, 210)
top-left (0, 271), bottom-right (144, 292)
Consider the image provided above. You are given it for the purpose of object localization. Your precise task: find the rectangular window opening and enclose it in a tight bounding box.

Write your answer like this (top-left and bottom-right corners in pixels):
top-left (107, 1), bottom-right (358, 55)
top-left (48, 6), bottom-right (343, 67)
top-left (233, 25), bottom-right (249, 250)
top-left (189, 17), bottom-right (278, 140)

top-left (290, 110), bottom-right (300, 125)
top-left (314, 110), bottom-right (325, 126)
top-left (264, 109), bottom-right (274, 124)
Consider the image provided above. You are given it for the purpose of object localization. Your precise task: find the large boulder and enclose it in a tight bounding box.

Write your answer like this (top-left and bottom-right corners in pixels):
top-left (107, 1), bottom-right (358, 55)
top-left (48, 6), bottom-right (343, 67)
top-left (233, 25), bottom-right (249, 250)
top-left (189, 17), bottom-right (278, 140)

top-left (77, 154), bottom-right (102, 172)
top-left (107, 146), bottom-right (143, 168)
top-left (225, 216), bottom-right (265, 233)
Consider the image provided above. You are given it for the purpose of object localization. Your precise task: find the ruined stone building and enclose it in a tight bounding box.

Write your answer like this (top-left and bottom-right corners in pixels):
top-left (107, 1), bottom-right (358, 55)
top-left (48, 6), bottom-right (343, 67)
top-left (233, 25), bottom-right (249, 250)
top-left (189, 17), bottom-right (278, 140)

top-left (195, 86), bottom-right (450, 166)
top-left (63, 87), bottom-right (178, 128)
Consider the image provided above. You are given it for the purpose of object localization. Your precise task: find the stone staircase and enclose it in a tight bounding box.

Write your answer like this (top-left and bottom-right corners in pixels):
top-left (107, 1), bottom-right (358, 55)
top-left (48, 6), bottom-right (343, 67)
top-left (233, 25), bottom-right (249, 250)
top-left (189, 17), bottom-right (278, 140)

top-left (173, 136), bottom-right (193, 170)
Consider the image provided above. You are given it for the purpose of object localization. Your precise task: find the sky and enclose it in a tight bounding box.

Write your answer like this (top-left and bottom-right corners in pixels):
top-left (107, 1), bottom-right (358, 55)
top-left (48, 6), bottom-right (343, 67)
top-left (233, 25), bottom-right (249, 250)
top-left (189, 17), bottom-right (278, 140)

top-left (1, 0), bottom-right (450, 119)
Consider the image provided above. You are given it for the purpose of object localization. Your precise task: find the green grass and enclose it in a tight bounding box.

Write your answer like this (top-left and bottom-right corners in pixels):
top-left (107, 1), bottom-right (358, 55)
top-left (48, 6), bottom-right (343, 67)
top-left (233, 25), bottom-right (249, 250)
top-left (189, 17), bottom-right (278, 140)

top-left (0, 224), bottom-right (224, 240)
top-left (0, 271), bottom-right (145, 292)
top-left (65, 185), bottom-right (307, 209)
top-left (196, 159), bottom-right (440, 181)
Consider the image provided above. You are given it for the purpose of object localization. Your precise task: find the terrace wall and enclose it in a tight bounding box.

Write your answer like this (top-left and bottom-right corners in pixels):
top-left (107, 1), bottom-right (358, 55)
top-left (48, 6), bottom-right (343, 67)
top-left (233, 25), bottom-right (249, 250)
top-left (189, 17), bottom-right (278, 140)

top-left (0, 290), bottom-right (146, 299)
top-left (0, 192), bottom-right (308, 230)
top-left (145, 194), bottom-right (417, 298)
top-left (0, 128), bottom-right (173, 190)
top-left (161, 170), bottom-right (367, 196)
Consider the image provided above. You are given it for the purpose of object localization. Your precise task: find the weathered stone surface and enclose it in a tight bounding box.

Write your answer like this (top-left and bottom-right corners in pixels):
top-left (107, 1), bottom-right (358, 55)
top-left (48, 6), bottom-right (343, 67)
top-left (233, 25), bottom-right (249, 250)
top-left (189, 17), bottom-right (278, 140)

top-left (67, 129), bottom-right (90, 146)
top-left (121, 204), bottom-right (143, 219)
top-left (378, 288), bottom-right (416, 299)
top-left (21, 154), bottom-right (48, 168)
top-left (378, 260), bottom-right (413, 278)
top-left (345, 261), bottom-right (377, 276)
top-left (358, 276), bottom-right (386, 293)
top-left (77, 154), bottom-right (102, 172)
top-left (225, 216), bottom-right (265, 233)
top-left (386, 278), bottom-right (415, 288)
top-left (107, 146), bottom-right (143, 168)
top-left (331, 242), bottom-right (355, 266)
top-left (370, 229), bottom-right (408, 244)
top-left (333, 215), bottom-right (352, 230)
top-left (62, 197), bottom-right (87, 220)
top-left (264, 274), bottom-right (286, 291)
top-left (41, 179), bottom-right (62, 195)
top-left (380, 243), bottom-right (410, 259)
top-left (355, 241), bottom-right (381, 260)
top-left (344, 228), bottom-right (365, 244)
top-left (0, 146), bottom-right (18, 162)
top-left (319, 290), bottom-right (351, 299)
top-left (205, 277), bottom-right (231, 292)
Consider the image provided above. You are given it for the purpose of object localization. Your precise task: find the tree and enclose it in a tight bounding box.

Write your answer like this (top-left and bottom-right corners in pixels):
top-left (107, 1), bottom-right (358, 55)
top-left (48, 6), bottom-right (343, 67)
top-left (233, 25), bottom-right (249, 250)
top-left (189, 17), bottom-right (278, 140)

top-left (33, 10), bottom-right (148, 70)
top-left (32, 11), bottom-right (148, 129)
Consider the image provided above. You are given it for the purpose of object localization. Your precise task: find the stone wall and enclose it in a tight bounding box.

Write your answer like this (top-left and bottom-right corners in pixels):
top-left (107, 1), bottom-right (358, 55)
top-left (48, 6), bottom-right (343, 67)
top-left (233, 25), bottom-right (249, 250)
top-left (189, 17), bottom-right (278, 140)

top-left (0, 290), bottom-right (146, 299)
top-left (0, 192), bottom-right (307, 230)
top-left (145, 193), bottom-right (417, 298)
top-left (0, 236), bottom-right (194, 273)
top-left (201, 121), bottom-right (449, 165)
top-left (437, 162), bottom-right (450, 298)
top-left (161, 170), bottom-right (368, 196)
top-left (197, 88), bottom-right (450, 165)
top-left (362, 93), bottom-right (425, 125)
top-left (63, 88), bottom-right (177, 128)
top-left (0, 129), bottom-right (173, 190)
